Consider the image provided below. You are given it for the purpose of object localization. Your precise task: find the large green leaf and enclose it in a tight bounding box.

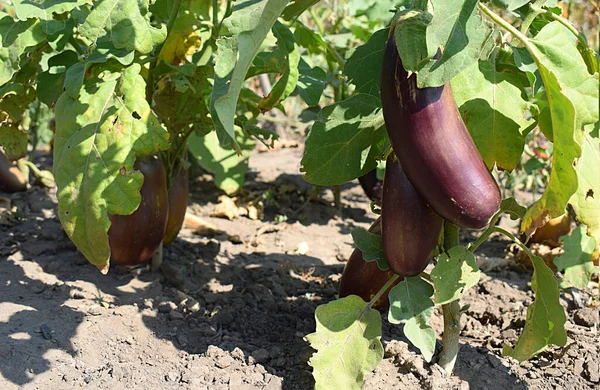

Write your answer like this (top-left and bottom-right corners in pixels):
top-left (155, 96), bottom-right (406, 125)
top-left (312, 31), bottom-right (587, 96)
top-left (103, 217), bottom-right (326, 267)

top-left (36, 50), bottom-right (80, 106)
top-left (79, 0), bottom-right (167, 54)
top-left (0, 83), bottom-right (35, 159)
top-left (300, 94), bottom-right (388, 185)
top-left (344, 28), bottom-right (388, 97)
top-left (0, 126), bottom-right (28, 160)
top-left (388, 277), bottom-right (436, 362)
top-left (306, 296), bottom-right (383, 390)
top-left (0, 15), bottom-right (46, 85)
top-left (296, 58), bottom-right (326, 106)
top-left (503, 255), bottom-right (567, 361)
top-left (13, 0), bottom-right (91, 35)
top-left (554, 225), bottom-right (597, 289)
top-left (414, 0), bottom-right (493, 88)
top-left (451, 60), bottom-right (533, 171)
top-left (210, 0), bottom-right (289, 151)
top-left (569, 132), bottom-right (600, 259)
top-left (53, 63), bottom-right (169, 271)
top-left (188, 130), bottom-right (255, 195)
top-left (430, 246), bottom-right (480, 305)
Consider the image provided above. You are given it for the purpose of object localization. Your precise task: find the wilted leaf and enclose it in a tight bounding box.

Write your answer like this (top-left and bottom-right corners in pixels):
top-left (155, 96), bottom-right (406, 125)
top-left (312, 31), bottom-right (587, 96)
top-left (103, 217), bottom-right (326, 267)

top-left (431, 246), bottom-right (480, 305)
top-left (503, 255), bottom-right (567, 361)
top-left (388, 277), bottom-right (436, 362)
top-left (306, 296), bottom-right (383, 390)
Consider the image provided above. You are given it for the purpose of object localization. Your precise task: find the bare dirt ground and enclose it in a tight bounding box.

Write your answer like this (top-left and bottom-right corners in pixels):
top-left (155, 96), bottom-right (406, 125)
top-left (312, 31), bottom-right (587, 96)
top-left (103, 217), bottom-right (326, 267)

top-left (1, 146), bottom-right (599, 390)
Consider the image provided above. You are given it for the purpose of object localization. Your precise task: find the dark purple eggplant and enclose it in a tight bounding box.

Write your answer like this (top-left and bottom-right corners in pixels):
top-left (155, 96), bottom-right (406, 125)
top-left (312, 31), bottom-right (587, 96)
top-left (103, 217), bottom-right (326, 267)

top-left (163, 164), bottom-right (189, 246)
top-left (358, 169), bottom-right (383, 201)
top-left (108, 155), bottom-right (168, 265)
top-left (0, 150), bottom-right (27, 193)
top-left (380, 30), bottom-right (501, 229)
top-left (339, 217), bottom-right (402, 312)
top-left (382, 155), bottom-right (443, 276)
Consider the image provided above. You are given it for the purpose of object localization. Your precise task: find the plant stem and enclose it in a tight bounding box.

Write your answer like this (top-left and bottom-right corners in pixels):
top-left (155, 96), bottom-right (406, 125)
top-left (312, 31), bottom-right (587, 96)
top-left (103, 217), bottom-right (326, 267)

top-left (478, 3), bottom-right (532, 48)
top-left (438, 221), bottom-right (461, 375)
top-left (520, 0), bottom-right (548, 36)
top-left (468, 213), bottom-right (502, 253)
top-left (68, 35), bottom-right (86, 56)
top-left (333, 184), bottom-right (342, 217)
top-left (367, 274), bottom-right (400, 310)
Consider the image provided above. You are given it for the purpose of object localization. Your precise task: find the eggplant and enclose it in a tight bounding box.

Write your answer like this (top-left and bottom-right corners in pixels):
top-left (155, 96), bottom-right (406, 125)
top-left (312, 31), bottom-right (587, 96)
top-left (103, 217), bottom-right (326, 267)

top-left (0, 150), bottom-right (27, 193)
top-left (380, 31), bottom-right (501, 229)
top-left (339, 218), bottom-right (402, 312)
top-left (382, 155), bottom-right (443, 276)
top-left (108, 155), bottom-right (168, 265)
top-left (163, 165), bottom-right (189, 246)
top-left (358, 169), bottom-right (383, 201)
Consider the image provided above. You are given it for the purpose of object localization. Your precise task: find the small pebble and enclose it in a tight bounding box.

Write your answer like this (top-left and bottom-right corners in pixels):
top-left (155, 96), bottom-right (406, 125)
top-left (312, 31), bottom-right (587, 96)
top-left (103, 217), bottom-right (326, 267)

top-left (169, 311), bottom-right (184, 321)
top-left (158, 301), bottom-right (177, 313)
top-left (40, 324), bottom-right (52, 340)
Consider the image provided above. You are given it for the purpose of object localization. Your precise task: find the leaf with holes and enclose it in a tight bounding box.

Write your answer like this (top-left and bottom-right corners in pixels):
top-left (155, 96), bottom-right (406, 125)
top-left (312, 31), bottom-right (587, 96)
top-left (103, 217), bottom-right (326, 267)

top-left (431, 246), bottom-right (480, 305)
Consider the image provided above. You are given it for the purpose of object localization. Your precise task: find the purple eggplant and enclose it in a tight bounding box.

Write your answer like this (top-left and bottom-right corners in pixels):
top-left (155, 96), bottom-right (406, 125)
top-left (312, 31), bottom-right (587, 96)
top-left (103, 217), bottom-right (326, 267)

top-left (358, 169), bottom-right (383, 201)
top-left (382, 155), bottom-right (443, 276)
top-left (339, 217), bottom-right (402, 312)
top-left (380, 30), bottom-right (501, 229)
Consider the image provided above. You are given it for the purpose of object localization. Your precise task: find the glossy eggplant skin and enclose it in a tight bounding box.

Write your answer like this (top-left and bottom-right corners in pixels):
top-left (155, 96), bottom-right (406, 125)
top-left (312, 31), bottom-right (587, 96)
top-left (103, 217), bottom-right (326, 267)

top-left (358, 169), bottom-right (383, 201)
top-left (108, 156), bottom-right (168, 265)
top-left (382, 155), bottom-right (443, 276)
top-left (339, 218), bottom-right (402, 312)
top-left (163, 165), bottom-right (189, 246)
top-left (0, 150), bottom-right (27, 193)
top-left (380, 32), bottom-right (501, 229)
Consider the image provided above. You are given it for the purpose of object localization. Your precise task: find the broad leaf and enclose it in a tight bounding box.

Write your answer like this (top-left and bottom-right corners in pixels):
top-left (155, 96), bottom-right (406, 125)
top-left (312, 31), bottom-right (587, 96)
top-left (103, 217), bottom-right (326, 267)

top-left (210, 0), bottom-right (289, 151)
top-left (554, 225), bottom-right (597, 289)
top-left (300, 94), bottom-right (388, 185)
top-left (0, 83), bottom-right (35, 159)
top-left (306, 296), bottom-right (383, 390)
top-left (388, 277), bottom-right (436, 362)
top-left (351, 227), bottom-right (388, 271)
top-left (415, 0), bottom-right (493, 87)
top-left (569, 133), bottom-right (600, 260)
top-left (500, 197), bottom-right (527, 220)
top-left (36, 50), bottom-right (80, 106)
top-left (503, 255), bottom-right (567, 361)
top-left (430, 246), bottom-right (480, 305)
top-left (393, 10), bottom-right (431, 73)
top-left (296, 58), bottom-right (326, 106)
top-left (282, 0), bottom-right (320, 21)
top-left (53, 63), bottom-right (169, 270)
top-left (452, 60), bottom-right (533, 171)
top-left (13, 0), bottom-right (91, 35)
top-left (79, 0), bottom-right (167, 54)
top-left (0, 126), bottom-right (28, 160)
top-left (0, 16), bottom-right (46, 85)
top-left (188, 130), bottom-right (255, 195)
top-left (345, 28), bottom-right (388, 97)
top-left (157, 7), bottom-right (206, 65)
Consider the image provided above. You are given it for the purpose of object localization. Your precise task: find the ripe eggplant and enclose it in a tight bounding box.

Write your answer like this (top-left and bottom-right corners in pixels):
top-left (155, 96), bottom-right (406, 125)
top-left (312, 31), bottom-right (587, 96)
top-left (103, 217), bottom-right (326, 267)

top-left (382, 155), bottom-right (443, 276)
top-left (358, 169), bottom-right (383, 201)
top-left (339, 218), bottom-right (402, 312)
top-left (0, 150), bottom-right (27, 193)
top-left (380, 31), bottom-right (501, 229)
top-left (108, 155), bottom-right (168, 265)
top-left (163, 165), bottom-right (189, 246)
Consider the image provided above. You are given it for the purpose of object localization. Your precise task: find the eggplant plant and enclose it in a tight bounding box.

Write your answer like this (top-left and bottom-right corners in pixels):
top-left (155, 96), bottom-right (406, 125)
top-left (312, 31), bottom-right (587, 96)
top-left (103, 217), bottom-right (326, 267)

top-left (302, 0), bottom-right (598, 387)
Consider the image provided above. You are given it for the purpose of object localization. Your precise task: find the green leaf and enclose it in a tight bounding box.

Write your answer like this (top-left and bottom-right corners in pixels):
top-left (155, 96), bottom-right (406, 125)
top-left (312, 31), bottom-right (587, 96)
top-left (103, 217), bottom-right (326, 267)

top-left (188, 130), bottom-right (255, 195)
top-left (36, 50), bottom-right (80, 106)
top-left (569, 132), bottom-right (600, 260)
top-left (393, 10), bottom-right (431, 73)
top-left (345, 28), bottom-right (388, 97)
top-left (451, 60), bottom-right (533, 171)
top-left (499, 197), bottom-right (527, 220)
top-left (13, 0), bottom-right (91, 35)
top-left (53, 63), bottom-right (169, 270)
top-left (554, 225), bottom-right (597, 289)
top-left (530, 23), bottom-right (599, 132)
top-left (351, 227), bottom-right (388, 271)
top-left (388, 277), bottom-right (436, 362)
top-left (415, 0), bottom-right (493, 88)
top-left (0, 16), bottom-right (46, 85)
top-left (79, 0), bottom-right (167, 54)
top-left (282, 0), bottom-right (320, 21)
top-left (296, 58), bottom-right (326, 106)
top-left (300, 94), bottom-right (388, 186)
top-left (430, 246), bottom-right (480, 305)
top-left (0, 126), bottom-right (28, 160)
top-left (503, 255), bottom-right (567, 361)
top-left (305, 296), bottom-right (384, 390)
top-left (210, 0), bottom-right (289, 151)
top-left (520, 47), bottom-right (581, 235)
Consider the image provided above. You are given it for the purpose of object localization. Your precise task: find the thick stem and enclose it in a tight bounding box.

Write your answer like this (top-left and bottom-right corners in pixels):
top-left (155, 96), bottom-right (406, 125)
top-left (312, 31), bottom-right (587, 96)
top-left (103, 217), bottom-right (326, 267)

top-left (519, 0), bottom-right (548, 36)
top-left (438, 221), bottom-right (461, 375)
top-left (151, 242), bottom-right (164, 272)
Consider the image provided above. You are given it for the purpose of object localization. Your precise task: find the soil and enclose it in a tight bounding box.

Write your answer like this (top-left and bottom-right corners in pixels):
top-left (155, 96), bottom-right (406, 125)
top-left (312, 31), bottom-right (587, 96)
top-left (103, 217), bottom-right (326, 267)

top-left (1, 147), bottom-right (599, 390)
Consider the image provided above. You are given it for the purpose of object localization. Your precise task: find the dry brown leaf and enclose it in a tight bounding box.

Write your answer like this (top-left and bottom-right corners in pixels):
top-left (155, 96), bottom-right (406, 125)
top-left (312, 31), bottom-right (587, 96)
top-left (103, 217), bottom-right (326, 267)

top-left (210, 195), bottom-right (239, 220)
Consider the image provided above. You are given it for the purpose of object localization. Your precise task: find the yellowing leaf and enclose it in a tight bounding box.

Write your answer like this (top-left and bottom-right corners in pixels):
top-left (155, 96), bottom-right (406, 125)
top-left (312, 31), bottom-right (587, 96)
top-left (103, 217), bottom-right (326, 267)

top-left (554, 225), bottom-right (597, 289)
